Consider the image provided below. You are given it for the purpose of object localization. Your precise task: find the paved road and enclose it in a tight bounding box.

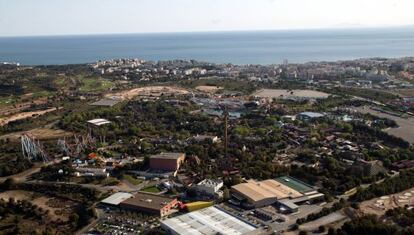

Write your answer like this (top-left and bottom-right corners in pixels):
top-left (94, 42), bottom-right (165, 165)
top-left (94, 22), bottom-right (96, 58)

top-left (299, 211), bottom-right (348, 231)
top-left (354, 106), bottom-right (414, 144)
top-left (270, 205), bottom-right (323, 232)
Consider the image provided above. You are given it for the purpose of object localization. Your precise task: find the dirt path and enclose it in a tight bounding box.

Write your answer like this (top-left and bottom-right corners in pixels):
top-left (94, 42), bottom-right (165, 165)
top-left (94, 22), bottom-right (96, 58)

top-left (0, 107), bottom-right (58, 126)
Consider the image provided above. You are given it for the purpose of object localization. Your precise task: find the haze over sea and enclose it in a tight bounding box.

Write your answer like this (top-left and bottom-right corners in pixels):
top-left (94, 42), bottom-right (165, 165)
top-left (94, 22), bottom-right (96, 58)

top-left (1, 27), bottom-right (414, 65)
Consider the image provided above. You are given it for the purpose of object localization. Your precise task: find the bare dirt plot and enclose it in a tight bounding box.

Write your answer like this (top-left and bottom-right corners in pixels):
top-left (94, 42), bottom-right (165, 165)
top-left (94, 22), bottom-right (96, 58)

top-left (0, 190), bottom-right (77, 222)
top-left (108, 86), bottom-right (189, 100)
top-left (253, 89), bottom-right (330, 99)
top-left (353, 106), bottom-right (414, 144)
top-left (0, 127), bottom-right (72, 141)
top-left (359, 187), bottom-right (414, 216)
top-left (0, 107), bottom-right (58, 126)
top-left (195, 85), bottom-right (224, 93)
top-left (395, 89), bottom-right (414, 98)
top-left (0, 98), bottom-right (48, 117)
top-left (0, 190), bottom-right (33, 201)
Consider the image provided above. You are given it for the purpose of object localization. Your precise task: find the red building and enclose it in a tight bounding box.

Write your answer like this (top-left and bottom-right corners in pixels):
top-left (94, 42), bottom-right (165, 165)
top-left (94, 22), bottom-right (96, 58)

top-left (149, 152), bottom-right (186, 171)
top-left (119, 192), bottom-right (178, 217)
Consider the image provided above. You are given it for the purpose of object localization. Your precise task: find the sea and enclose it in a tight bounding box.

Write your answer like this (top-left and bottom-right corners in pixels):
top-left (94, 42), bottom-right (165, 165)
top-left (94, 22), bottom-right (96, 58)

top-left (1, 27), bottom-right (414, 66)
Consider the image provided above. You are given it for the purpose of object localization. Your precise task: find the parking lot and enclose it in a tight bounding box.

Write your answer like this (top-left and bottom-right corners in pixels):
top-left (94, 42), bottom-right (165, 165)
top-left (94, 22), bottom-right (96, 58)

top-left (219, 202), bottom-right (324, 233)
top-left (86, 209), bottom-right (160, 235)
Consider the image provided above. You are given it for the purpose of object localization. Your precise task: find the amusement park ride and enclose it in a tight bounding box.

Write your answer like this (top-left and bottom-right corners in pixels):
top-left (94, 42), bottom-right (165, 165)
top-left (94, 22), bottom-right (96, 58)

top-left (21, 133), bottom-right (49, 163)
top-left (57, 134), bottom-right (95, 158)
top-left (21, 132), bottom-right (95, 163)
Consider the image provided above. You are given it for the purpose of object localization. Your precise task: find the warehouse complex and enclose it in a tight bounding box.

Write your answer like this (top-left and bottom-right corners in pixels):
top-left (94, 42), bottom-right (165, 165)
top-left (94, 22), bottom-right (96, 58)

top-left (230, 176), bottom-right (324, 211)
top-left (161, 206), bottom-right (257, 235)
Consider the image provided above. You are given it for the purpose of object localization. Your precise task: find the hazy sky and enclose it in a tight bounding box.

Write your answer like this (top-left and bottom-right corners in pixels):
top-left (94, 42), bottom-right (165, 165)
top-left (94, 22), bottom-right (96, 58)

top-left (0, 0), bottom-right (413, 36)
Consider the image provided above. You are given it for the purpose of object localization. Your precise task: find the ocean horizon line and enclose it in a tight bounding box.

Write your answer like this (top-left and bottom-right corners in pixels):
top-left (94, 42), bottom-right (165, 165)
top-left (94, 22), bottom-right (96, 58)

top-left (1, 27), bottom-right (414, 66)
top-left (1, 24), bottom-right (414, 39)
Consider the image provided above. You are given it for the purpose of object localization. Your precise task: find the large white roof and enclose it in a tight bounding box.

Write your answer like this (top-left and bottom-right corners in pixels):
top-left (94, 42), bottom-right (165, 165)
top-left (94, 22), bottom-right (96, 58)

top-left (161, 206), bottom-right (256, 235)
top-left (101, 192), bottom-right (134, 206)
top-left (87, 118), bottom-right (112, 126)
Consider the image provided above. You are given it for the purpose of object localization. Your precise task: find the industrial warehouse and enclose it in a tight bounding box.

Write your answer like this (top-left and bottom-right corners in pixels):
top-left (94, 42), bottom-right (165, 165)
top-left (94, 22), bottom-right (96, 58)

top-left (161, 206), bottom-right (258, 235)
top-left (230, 176), bottom-right (324, 212)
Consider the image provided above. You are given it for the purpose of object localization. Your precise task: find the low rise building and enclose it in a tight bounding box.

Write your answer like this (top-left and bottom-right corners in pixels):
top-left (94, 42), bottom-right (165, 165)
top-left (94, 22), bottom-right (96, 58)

top-left (74, 167), bottom-right (109, 178)
top-left (297, 112), bottom-right (325, 122)
top-left (87, 118), bottom-right (112, 142)
top-left (119, 192), bottom-right (178, 217)
top-left (149, 152), bottom-right (186, 172)
top-left (351, 159), bottom-right (387, 177)
top-left (190, 135), bottom-right (220, 143)
top-left (195, 179), bottom-right (223, 196)
top-left (87, 118), bottom-right (112, 126)
top-left (392, 160), bottom-right (414, 170)
top-left (231, 179), bottom-right (303, 208)
top-left (231, 176), bottom-right (323, 210)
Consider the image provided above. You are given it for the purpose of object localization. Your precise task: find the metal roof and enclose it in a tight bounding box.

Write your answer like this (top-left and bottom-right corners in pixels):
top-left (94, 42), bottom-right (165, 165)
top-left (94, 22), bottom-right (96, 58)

top-left (298, 112), bottom-right (325, 118)
top-left (231, 179), bottom-right (303, 203)
top-left (87, 118), bottom-right (112, 126)
top-left (120, 192), bottom-right (176, 210)
top-left (91, 98), bottom-right (121, 107)
top-left (161, 206), bottom-right (257, 235)
top-left (101, 192), bottom-right (134, 206)
top-left (150, 152), bottom-right (185, 160)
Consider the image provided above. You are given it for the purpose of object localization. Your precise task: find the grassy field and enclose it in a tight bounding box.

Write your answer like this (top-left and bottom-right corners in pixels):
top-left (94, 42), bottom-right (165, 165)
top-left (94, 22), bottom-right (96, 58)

top-left (79, 77), bottom-right (114, 92)
top-left (140, 186), bottom-right (160, 193)
top-left (123, 174), bottom-right (143, 186)
top-left (178, 77), bottom-right (257, 94)
top-left (0, 96), bottom-right (17, 107)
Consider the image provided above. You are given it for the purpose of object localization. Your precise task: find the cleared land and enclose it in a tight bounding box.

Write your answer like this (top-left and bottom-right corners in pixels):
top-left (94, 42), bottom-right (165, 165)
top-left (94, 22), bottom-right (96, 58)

top-left (253, 89), bottom-right (330, 99)
top-left (0, 107), bottom-right (58, 126)
top-left (107, 86), bottom-right (189, 100)
top-left (395, 89), bottom-right (414, 97)
top-left (0, 98), bottom-right (48, 116)
top-left (359, 187), bottom-right (414, 216)
top-left (195, 85), bottom-right (224, 93)
top-left (354, 106), bottom-right (414, 144)
top-left (0, 190), bottom-right (78, 222)
top-left (0, 127), bottom-right (72, 141)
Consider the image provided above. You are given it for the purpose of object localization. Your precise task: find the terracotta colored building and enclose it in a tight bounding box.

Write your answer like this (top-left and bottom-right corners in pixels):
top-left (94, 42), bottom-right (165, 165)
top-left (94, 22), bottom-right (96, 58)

top-left (149, 152), bottom-right (186, 171)
top-left (119, 192), bottom-right (178, 217)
